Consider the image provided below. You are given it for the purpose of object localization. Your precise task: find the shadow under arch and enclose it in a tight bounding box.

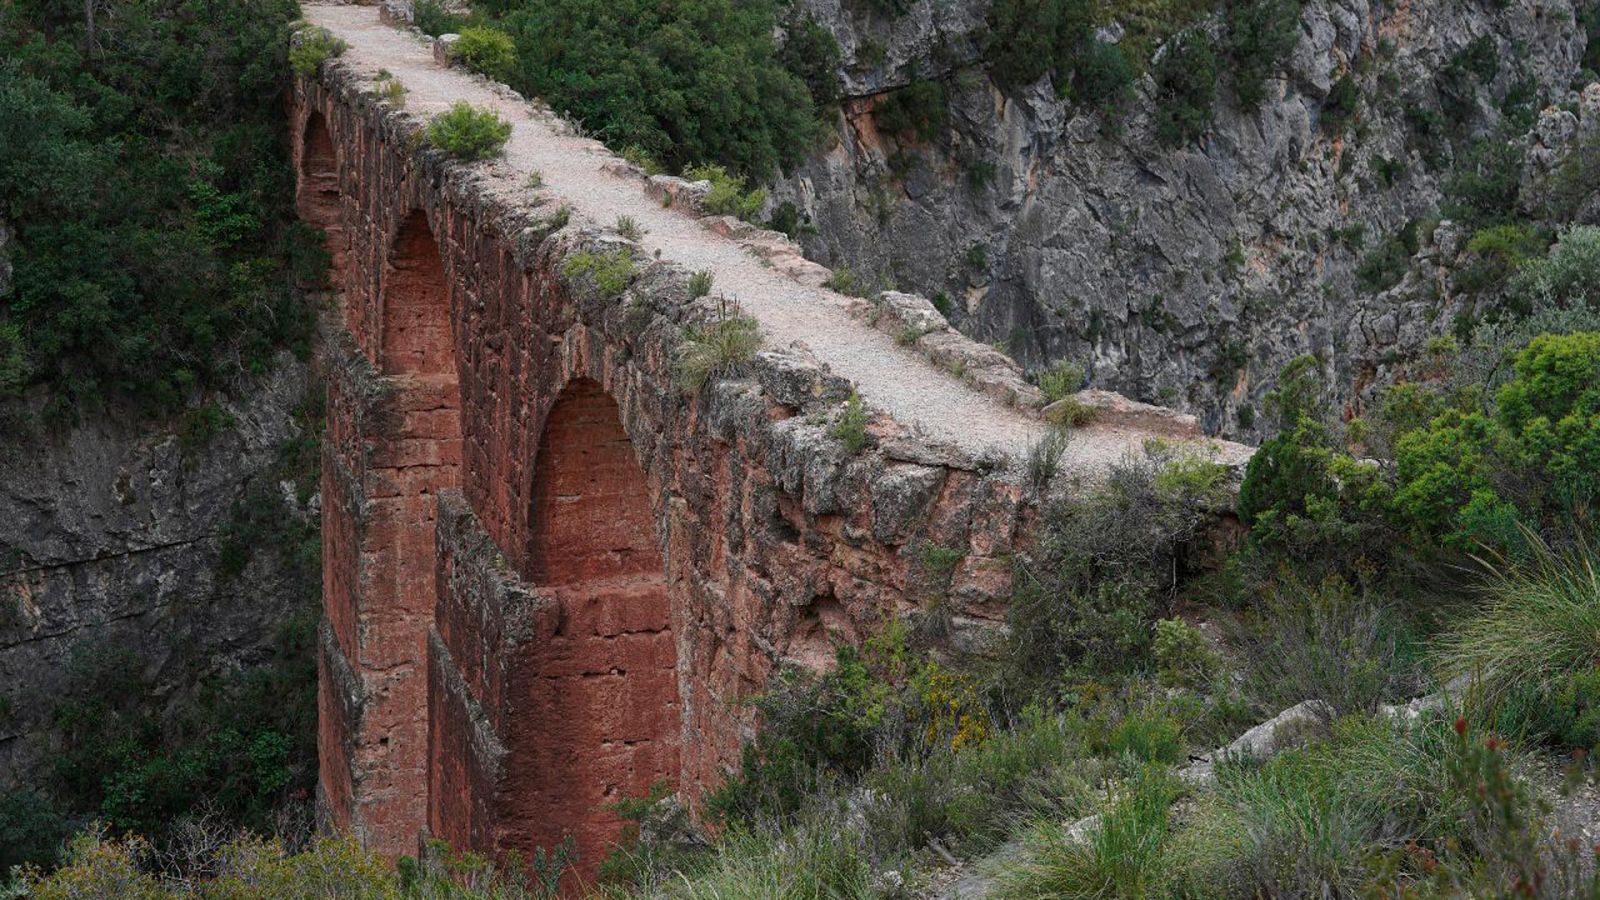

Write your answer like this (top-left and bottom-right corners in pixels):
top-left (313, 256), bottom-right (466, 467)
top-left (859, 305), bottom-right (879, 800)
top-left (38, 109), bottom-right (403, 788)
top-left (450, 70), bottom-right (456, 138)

top-left (501, 376), bottom-right (681, 882)
top-left (295, 111), bottom-right (344, 279)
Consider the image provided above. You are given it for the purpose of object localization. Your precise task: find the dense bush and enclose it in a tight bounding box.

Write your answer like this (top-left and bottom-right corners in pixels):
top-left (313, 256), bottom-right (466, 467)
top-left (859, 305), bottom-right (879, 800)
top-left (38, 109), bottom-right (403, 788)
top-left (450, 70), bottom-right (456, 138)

top-left (0, 0), bottom-right (315, 414)
top-left (778, 15), bottom-right (842, 107)
top-left (427, 102), bottom-right (513, 160)
top-left (1506, 225), bottom-right (1600, 314)
top-left (1007, 444), bottom-right (1229, 687)
top-left (451, 26), bottom-right (517, 81)
top-left (1441, 137), bottom-right (1525, 230)
top-left (480, 0), bottom-right (817, 178)
top-left (683, 164), bottom-right (767, 221)
top-left (1152, 30), bottom-right (1219, 146)
top-left (983, 0), bottom-right (1134, 125)
top-left (1223, 0), bottom-right (1301, 111)
top-left (1393, 332), bottom-right (1600, 549)
top-left (875, 78), bottom-right (949, 142)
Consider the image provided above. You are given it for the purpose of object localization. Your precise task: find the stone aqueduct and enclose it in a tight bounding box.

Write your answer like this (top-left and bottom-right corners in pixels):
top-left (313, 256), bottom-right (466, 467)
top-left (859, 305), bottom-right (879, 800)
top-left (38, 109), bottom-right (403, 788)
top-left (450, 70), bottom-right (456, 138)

top-left (293, 57), bottom-right (1045, 872)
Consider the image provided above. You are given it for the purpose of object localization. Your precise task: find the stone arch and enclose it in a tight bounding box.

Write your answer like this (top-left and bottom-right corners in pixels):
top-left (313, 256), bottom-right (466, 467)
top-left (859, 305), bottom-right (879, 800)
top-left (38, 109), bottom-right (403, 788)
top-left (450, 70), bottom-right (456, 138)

top-left (500, 377), bottom-right (680, 877)
top-left (295, 112), bottom-right (344, 275)
top-left (382, 211), bottom-right (457, 376)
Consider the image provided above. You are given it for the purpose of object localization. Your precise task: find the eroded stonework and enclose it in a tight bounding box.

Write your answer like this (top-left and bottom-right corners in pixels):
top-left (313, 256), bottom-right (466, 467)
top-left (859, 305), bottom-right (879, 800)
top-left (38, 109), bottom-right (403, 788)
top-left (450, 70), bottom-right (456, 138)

top-left (295, 66), bottom-right (1034, 876)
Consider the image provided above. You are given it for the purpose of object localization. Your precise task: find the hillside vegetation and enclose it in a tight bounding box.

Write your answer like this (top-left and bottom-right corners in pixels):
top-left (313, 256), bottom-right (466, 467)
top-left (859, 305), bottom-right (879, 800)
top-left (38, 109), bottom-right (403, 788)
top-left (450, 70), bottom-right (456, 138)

top-left (7, 0), bottom-right (1600, 896)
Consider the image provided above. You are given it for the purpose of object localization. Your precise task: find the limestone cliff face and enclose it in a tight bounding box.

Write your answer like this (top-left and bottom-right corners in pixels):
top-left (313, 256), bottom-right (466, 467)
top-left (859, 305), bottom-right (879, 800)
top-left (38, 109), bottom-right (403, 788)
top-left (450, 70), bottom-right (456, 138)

top-left (774, 0), bottom-right (1589, 436)
top-left (0, 356), bottom-right (319, 792)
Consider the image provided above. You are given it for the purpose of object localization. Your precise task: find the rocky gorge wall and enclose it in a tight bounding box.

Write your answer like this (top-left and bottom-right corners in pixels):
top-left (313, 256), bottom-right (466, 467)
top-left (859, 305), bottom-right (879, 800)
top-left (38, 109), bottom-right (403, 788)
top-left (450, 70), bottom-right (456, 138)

top-left (295, 62), bottom-right (1037, 877)
top-left (774, 0), bottom-right (1591, 435)
top-left (0, 357), bottom-right (319, 797)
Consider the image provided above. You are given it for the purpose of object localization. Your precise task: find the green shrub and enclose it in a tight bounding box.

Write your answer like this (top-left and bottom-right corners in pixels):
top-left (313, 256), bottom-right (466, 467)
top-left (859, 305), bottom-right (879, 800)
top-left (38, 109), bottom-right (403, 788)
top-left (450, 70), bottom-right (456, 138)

top-left (1393, 331), bottom-right (1600, 549)
top-left (831, 391), bottom-right (869, 453)
top-left (687, 270), bottom-right (714, 299)
top-left (0, 0), bottom-right (315, 412)
top-left (1506, 225), bottom-right (1600, 314)
top-left (450, 26), bottom-right (516, 80)
top-left (1152, 618), bottom-right (1217, 688)
top-left (1103, 711), bottom-right (1185, 764)
top-left (997, 765), bottom-right (1181, 900)
top-left (426, 101), bottom-right (513, 160)
top-left (1152, 30), bottom-right (1218, 146)
top-left (1455, 223), bottom-right (1548, 297)
top-left (1036, 359), bottom-right (1085, 403)
top-left (779, 15), bottom-right (843, 106)
top-left (1322, 72), bottom-right (1359, 132)
top-left (0, 789), bottom-right (70, 872)
top-left (615, 214), bottom-right (643, 241)
top-left (1354, 220), bottom-right (1420, 293)
top-left (875, 78), bottom-right (948, 141)
top-left (289, 27), bottom-right (345, 78)
top-left (1005, 445), bottom-right (1225, 688)
top-left (1026, 426), bottom-right (1072, 496)
top-left (1435, 539), bottom-right (1600, 711)
top-left (560, 248), bottom-right (635, 297)
top-left (683, 164), bottom-right (767, 221)
top-left (1070, 40), bottom-right (1137, 122)
top-left (984, 0), bottom-right (1094, 90)
top-left (1231, 575), bottom-right (1416, 717)
top-left (1441, 137), bottom-right (1525, 230)
top-left (673, 312), bottom-right (762, 394)
top-left (414, 0), bottom-right (471, 36)
top-left (483, 0), bottom-right (817, 178)
top-left (1224, 0), bottom-right (1302, 111)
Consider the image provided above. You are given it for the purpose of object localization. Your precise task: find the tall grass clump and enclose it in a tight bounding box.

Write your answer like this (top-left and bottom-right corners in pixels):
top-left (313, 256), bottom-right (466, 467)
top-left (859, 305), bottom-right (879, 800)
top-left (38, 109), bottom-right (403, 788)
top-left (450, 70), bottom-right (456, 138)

top-left (426, 102), bottom-right (512, 161)
top-left (996, 765), bottom-right (1181, 899)
top-left (1230, 574), bottom-right (1418, 718)
top-left (1435, 537), bottom-right (1600, 707)
top-left (674, 313), bottom-right (762, 394)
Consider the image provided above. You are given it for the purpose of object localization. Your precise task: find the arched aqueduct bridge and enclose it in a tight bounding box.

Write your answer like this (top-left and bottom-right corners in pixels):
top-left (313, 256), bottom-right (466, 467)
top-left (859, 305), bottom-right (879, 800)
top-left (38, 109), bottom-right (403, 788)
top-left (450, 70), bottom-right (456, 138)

top-left (296, 2), bottom-right (1252, 881)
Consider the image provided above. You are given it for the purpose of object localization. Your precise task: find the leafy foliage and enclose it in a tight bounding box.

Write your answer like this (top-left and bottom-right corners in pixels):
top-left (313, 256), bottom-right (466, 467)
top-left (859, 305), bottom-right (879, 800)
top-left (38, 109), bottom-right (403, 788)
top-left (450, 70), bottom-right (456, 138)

top-left (480, 0), bottom-right (817, 178)
top-left (450, 26), bottom-right (517, 81)
top-left (1393, 332), bottom-right (1600, 549)
top-left (1223, 0), bottom-right (1301, 111)
top-left (426, 102), bottom-right (513, 160)
top-left (289, 27), bottom-right (346, 78)
top-left (0, 0), bottom-right (316, 414)
top-left (1152, 30), bottom-right (1219, 146)
top-left (683, 164), bottom-right (767, 221)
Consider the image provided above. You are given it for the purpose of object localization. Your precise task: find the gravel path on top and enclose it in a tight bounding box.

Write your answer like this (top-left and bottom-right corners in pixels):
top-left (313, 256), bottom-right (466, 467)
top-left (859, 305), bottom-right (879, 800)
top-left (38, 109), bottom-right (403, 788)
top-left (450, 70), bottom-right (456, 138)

top-left (305, 4), bottom-right (1218, 470)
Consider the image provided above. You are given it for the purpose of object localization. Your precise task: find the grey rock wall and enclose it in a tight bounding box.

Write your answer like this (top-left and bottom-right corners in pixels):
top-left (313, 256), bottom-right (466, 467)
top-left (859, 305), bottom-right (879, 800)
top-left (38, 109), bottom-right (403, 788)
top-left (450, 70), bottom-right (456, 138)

top-left (0, 356), bottom-right (318, 792)
top-left (774, 0), bottom-right (1589, 436)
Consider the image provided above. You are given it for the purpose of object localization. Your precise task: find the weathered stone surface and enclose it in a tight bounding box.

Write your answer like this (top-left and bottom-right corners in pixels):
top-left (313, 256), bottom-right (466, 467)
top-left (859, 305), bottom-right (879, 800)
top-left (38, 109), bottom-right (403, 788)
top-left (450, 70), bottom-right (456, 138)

top-left (295, 62), bottom-right (1033, 876)
top-left (0, 357), bottom-right (315, 793)
top-left (774, 0), bottom-right (1590, 437)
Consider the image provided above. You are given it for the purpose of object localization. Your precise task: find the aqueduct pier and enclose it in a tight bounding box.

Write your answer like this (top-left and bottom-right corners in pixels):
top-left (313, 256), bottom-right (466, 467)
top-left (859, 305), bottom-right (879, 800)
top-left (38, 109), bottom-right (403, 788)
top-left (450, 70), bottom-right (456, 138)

top-left (296, 2), bottom-right (1250, 879)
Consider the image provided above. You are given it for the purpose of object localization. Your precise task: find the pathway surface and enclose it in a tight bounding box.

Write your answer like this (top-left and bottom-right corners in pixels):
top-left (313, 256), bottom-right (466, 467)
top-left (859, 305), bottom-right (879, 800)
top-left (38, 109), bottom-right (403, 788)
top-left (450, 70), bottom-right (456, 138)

top-left (305, 4), bottom-right (1242, 470)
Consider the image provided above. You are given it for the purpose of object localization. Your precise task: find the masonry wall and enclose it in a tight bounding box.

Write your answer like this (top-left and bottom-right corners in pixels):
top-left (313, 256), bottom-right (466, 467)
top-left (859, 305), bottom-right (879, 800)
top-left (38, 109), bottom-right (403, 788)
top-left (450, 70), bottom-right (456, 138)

top-left (296, 65), bottom-right (1033, 876)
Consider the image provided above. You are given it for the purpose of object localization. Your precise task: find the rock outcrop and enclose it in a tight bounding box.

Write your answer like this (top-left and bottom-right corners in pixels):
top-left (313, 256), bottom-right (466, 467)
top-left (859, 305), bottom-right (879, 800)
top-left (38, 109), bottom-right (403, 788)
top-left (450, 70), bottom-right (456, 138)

top-left (775, 0), bottom-right (1590, 436)
top-left (0, 356), bottom-right (320, 793)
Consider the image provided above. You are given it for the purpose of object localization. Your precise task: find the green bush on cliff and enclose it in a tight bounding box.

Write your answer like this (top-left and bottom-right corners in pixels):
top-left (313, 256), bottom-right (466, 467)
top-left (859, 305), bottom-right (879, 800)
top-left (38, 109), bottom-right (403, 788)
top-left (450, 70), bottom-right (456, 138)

top-left (1392, 332), bottom-right (1600, 550)
top-left (426, 102), bottom-right (513, 160)
top-left (289, 26), bottom-right (346, 78)
top-left (476, 0), bottom-right (817, 178)
top-left (0, 0), bottom-right (315, 414)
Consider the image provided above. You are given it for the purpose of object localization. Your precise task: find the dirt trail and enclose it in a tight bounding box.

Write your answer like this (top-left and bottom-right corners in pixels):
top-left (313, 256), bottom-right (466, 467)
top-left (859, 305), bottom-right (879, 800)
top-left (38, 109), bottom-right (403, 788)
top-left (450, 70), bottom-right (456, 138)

top-left (304, 4), bottom-right (1250, 471)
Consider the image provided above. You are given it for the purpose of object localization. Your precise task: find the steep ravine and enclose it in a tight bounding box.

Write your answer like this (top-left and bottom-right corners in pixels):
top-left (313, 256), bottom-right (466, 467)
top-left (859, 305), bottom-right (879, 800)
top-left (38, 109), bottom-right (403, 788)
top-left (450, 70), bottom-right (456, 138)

top-left (774, 0), bottom-right (1591, 436)
top-left (0, 355), bottom-right (320, 799)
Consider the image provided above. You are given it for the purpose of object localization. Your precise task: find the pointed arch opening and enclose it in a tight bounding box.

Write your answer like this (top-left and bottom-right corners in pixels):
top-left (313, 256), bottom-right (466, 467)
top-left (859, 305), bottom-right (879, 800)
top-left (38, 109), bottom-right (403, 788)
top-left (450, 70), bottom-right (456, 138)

top-left (295, 112), bottom-right (344, 276)
top-left (383, 211), bottom-right (458, 376)
top-left (502, 377), bottom-right (679, 879)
